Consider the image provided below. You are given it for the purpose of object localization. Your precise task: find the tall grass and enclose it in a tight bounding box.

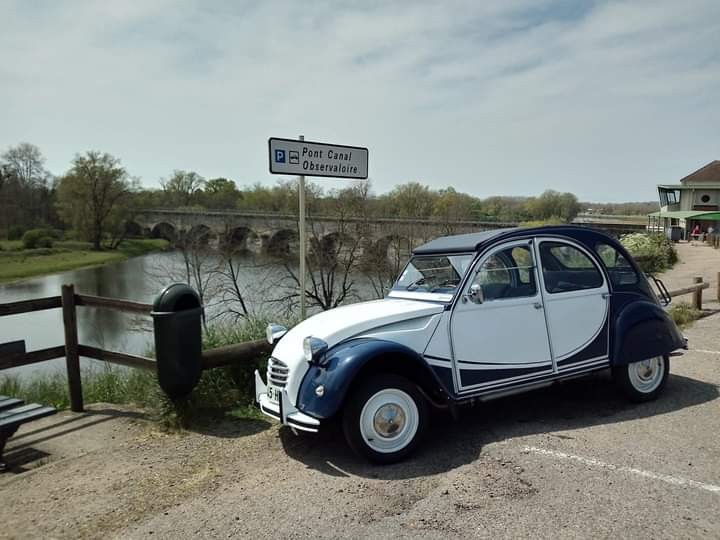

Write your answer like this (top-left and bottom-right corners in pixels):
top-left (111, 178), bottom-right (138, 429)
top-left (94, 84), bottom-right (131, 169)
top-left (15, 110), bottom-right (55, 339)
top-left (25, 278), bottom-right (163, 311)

top-left (0, 316), bottom-right (287, 429)
top-left (0, 365), bottom-right (162, 411)
top-left (667, 301), bottom-right (702, 328)
top-left (159, 316), bottom-right (281, 427)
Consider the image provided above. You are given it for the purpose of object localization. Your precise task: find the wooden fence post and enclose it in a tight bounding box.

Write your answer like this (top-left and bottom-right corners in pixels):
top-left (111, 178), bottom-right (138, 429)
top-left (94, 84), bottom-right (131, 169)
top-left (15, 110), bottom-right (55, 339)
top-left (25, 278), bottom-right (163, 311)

top-left (692, 276), bottom-right (703, 311)
top-left (61, 284), bottom-right (83, 412)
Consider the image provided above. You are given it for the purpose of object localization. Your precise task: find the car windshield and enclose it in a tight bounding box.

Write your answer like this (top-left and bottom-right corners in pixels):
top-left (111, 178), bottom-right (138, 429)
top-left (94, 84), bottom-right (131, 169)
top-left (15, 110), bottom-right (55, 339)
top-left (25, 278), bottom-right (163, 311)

top-left (392, 254), bottom-right (474, 294)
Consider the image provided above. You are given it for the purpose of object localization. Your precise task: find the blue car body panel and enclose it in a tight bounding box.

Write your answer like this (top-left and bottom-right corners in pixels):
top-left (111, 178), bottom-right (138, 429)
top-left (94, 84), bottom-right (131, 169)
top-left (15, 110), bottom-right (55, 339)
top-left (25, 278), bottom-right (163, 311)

top-left (297, 338), bottom-right (446, 419)
top-left (611, 299), bottom-right (685, 364)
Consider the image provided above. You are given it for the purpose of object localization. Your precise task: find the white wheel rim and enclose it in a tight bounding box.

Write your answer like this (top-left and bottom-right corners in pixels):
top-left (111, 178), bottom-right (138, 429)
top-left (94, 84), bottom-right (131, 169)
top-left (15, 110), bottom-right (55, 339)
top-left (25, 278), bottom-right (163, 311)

top-left (359, 388), bottom-right (419, 454)
top-left (628, 356), bottom-right (664, 393)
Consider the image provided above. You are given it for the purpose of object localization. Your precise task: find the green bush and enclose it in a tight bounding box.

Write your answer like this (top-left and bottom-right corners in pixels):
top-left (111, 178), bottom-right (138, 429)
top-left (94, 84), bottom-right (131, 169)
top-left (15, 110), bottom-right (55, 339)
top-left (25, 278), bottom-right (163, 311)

top-left (620, 233), bottom-right (678, 274)
top-left (21, 228), bottom-right (62, 249)
top-left (47, 228), bottom-right (64, 240)
top-left (7, 226), bottom-right (24, 240)
top-left (21, 229), bottom-right (43, 249)
top-left (36, 236), bottom-right (54, 248)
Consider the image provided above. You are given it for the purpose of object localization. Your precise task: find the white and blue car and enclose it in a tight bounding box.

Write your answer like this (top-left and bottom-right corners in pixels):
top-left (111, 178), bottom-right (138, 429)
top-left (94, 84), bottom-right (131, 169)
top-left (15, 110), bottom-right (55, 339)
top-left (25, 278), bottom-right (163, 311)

top-left (255, 226), bottom-right (685, 463)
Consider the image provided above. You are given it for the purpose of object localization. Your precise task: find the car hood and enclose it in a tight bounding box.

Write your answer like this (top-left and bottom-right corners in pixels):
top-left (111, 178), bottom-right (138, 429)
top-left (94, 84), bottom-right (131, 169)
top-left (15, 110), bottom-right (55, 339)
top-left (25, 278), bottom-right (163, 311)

top-left (271, 298), bottom-right (445, 403)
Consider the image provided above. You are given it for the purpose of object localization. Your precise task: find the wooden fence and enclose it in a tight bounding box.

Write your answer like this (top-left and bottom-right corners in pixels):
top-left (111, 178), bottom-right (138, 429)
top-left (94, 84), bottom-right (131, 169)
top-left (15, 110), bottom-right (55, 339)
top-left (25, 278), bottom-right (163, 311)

top-left (664, 275), bottom-right (714, 310)
top-left (0, 284), bottom-right (270, 413)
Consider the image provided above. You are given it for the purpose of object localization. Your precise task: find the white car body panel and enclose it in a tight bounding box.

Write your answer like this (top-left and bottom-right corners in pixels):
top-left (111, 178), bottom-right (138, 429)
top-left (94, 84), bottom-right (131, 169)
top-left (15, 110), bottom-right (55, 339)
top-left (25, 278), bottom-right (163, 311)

top-left (358, 313), bottom-right (443, 351)
top-left (450, 239), bottom-right (552, 391)
top-left (451, 295), bottom-right (552, 365)
top-left (423, 311), bottom-right (452, 361)
top-left (271, 298), bottom-right (445, 405)
top-left (542, 288), bottom-right (608, 360)
top-left (534, 237), bottom-right (610, 361)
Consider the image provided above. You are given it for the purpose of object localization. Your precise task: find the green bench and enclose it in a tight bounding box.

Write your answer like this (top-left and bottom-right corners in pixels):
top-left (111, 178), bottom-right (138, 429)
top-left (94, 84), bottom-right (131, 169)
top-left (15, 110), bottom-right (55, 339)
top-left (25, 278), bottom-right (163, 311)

top-left (0, 395), bottom-right (56, 472)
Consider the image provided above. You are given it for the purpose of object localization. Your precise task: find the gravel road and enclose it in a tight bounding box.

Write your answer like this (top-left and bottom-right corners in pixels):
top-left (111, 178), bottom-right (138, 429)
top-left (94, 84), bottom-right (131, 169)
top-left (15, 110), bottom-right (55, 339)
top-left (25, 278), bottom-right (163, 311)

top-left (2, 311), bottom-right (719, 539)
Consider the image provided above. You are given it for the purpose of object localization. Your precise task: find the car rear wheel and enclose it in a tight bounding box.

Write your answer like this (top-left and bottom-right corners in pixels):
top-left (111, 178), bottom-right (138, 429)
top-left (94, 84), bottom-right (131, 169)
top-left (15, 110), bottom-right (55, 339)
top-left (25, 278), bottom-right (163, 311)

top-left (613, 355), bottom-right (669, 402)
top-left (342, 374), bottom-right (427, 464)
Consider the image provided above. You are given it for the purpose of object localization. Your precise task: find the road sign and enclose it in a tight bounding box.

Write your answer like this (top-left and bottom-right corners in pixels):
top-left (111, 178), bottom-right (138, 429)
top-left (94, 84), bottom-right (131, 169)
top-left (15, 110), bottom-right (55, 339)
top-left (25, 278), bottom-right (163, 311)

top-left (268, 137), bottom-right (368, 179)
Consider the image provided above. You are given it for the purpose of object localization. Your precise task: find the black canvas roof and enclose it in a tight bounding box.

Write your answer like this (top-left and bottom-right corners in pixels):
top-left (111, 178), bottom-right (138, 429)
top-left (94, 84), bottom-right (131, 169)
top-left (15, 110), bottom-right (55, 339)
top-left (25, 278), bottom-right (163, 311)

top-left (413, 228), bottom-right (517, 255)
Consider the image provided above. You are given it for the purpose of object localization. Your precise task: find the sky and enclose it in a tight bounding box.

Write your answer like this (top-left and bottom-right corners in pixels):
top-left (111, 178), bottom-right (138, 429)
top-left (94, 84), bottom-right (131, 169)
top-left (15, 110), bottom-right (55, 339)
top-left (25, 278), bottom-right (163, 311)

top-left (1, 0), bottom-right (718, 202)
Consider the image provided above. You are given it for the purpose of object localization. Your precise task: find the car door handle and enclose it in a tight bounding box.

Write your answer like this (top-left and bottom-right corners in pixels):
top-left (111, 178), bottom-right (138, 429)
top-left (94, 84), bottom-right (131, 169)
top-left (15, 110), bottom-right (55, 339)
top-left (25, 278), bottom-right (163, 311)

top-left (533, 302), bottom-right (543, 309)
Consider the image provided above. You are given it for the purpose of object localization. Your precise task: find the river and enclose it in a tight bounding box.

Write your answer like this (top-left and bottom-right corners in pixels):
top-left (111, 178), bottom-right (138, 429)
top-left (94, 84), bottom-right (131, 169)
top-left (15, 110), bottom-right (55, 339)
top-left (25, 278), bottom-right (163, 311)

top-left (0, 251), bottom-right (382, 380)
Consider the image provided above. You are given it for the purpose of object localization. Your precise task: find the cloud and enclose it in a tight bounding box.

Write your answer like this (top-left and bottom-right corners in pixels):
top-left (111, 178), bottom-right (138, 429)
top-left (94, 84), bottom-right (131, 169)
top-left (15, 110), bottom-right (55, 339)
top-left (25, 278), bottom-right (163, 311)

top-left (0, 0), bottom-right (718, 201)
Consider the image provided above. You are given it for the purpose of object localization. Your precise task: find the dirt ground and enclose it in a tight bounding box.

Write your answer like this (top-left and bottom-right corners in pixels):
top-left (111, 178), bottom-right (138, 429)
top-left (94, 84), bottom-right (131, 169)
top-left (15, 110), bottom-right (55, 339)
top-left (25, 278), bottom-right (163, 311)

top-left (2, 243), bottom-right (719, 539)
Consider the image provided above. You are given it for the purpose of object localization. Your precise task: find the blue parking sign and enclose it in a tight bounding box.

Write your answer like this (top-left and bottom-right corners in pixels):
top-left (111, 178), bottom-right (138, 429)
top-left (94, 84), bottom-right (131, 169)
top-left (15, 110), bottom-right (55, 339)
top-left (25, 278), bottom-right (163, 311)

top-left (275, 149), bottom-right (286, 163)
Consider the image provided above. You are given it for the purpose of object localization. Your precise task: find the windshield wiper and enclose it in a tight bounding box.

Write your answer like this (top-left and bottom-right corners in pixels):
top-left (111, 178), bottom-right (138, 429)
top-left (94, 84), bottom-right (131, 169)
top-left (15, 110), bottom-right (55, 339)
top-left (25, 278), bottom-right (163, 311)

top-left (406, 277), bottom-right (426, 291)
top-left (430, 279), bottom-right (458, 291)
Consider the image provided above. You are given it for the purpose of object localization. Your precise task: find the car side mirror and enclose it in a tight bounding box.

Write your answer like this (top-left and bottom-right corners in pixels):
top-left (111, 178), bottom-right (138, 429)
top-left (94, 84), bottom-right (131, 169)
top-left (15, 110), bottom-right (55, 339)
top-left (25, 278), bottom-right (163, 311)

top-left (467, 283), bottom-right (484, 304)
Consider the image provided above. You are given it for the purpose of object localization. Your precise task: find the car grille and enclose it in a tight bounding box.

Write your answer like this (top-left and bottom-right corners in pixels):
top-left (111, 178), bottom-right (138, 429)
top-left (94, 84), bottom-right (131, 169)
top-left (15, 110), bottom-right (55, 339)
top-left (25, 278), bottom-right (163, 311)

top-left (267, 357), bottom-right (289, 388)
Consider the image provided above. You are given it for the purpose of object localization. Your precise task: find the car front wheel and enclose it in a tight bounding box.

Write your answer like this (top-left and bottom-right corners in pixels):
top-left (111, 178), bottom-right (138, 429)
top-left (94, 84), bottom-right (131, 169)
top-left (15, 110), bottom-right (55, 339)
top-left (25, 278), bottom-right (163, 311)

top-left (342, 374), bottom-right (427, 464)
top-left (613, 355), bottom-right (669, 402)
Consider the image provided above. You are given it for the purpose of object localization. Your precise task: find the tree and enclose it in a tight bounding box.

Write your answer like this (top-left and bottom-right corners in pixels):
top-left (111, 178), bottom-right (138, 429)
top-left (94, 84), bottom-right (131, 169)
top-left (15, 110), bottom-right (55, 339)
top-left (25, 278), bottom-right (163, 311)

top-left (432, 187), bottom-right (476, 233)
top-left (278, 182), bottom-right (368, 310)
top-left (0, 143), bottom-right (56, 233)
top-left (525, 190), bottom-right (581, 222)
top-left (56, 151), bottom-right (135, 250)
top-left (380, 182), bottom-right (436, 218)
top-left (161, 170), bottom-right (205, 207)
top-left (201, 177), bottom-right (240, 209)
top-left (1, 142), bottom-right (50, 187)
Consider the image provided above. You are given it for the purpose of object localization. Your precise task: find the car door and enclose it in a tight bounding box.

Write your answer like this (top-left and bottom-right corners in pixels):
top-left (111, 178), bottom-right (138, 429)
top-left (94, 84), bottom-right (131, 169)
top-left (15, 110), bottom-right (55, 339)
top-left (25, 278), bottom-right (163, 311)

top-left (535, 238), bottom-right (610, 372)
top-left (450, 239), bottom-right (553, 392)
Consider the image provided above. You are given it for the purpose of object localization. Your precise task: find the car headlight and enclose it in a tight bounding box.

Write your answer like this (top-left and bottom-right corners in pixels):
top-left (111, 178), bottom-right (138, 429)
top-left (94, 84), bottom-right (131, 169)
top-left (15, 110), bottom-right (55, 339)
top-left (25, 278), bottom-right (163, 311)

top-left (303, 336), bottom-right (328, 364)
top-left (266, 324), bottom-right (288, 345)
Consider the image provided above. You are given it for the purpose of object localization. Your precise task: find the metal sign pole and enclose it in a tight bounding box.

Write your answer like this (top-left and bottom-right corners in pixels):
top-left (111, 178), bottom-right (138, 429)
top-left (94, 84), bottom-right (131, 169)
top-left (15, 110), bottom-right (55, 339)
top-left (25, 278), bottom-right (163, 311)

top-left (298, 134), bottom-right (306, 320)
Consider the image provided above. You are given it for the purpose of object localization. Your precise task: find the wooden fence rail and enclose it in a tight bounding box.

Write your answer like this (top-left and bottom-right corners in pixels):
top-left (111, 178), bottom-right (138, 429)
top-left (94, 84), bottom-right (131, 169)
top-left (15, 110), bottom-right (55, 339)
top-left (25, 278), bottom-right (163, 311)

top-left (665, 276), bottom-right (712, 310)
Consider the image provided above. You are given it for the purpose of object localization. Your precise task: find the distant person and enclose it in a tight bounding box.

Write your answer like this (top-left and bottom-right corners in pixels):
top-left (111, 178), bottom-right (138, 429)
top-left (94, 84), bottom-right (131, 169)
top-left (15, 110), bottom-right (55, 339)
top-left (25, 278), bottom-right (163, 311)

top-left (690, 225), bottom-right (702, 244)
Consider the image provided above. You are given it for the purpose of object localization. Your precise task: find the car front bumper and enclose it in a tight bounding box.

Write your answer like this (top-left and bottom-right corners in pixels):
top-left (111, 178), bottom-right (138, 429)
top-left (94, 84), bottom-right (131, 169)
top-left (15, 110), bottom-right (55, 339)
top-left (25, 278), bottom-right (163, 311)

top-left (254, 370), bottom-right (320, 433)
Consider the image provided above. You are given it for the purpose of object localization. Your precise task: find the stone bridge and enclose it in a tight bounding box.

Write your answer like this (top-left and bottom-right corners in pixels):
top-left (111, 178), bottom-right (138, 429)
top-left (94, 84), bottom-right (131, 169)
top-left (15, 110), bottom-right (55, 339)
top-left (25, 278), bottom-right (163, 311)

top-left (129, 208), bottom-right (646, 258)
top-left (129, 208), bottom-right (515, 258)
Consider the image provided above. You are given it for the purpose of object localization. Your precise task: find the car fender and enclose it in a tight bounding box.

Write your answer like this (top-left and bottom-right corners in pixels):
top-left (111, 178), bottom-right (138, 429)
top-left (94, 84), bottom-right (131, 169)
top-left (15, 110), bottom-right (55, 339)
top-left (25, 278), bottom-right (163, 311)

top-left (296, 337), bottom-right (444, 420)
top-left (612, 300), bottom-right (685, 365)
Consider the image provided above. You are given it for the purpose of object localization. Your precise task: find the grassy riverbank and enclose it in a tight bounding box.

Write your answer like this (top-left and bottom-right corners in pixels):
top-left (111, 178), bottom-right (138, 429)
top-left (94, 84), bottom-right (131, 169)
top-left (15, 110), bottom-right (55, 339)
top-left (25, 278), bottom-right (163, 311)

top-left (0, 238), bottom-right (169, 283)
top-left (0, 317), bottom-right (275, 427)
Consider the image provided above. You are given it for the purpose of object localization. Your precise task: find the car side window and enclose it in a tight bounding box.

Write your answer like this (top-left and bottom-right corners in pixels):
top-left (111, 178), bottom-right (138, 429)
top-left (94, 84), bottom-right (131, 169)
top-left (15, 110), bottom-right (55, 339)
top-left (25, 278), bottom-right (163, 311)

top-left (539, 242), bottom-right (603, 293)
top-left (471, 245), bottom-right (537, 301)
top-left (595, 242), bottom-right (638, 286)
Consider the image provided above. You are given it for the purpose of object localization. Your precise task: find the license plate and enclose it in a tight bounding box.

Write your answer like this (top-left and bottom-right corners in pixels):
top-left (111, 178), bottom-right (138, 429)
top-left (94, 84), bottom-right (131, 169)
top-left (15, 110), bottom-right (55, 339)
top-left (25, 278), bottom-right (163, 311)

top-left (267, 384), bottom-right (281, 403)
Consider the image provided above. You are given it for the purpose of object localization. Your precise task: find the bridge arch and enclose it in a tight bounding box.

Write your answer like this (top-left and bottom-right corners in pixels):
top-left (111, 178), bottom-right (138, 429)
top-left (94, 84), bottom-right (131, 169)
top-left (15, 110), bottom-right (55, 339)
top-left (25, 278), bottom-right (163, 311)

top-left (223, 226), bottom-right (260, 252)
top-left (311, 231), bottom-right (359, 261)
top-left (151, 222), bottom-right (177, 242)
top-left (124, 220), bottom-right (143, 238)
top-left (267, 228), bottom-right (298, 256)
top-left (187, 224), bottom-right (214, 245)
top-left (374, 235), bottom-right (413, 266)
